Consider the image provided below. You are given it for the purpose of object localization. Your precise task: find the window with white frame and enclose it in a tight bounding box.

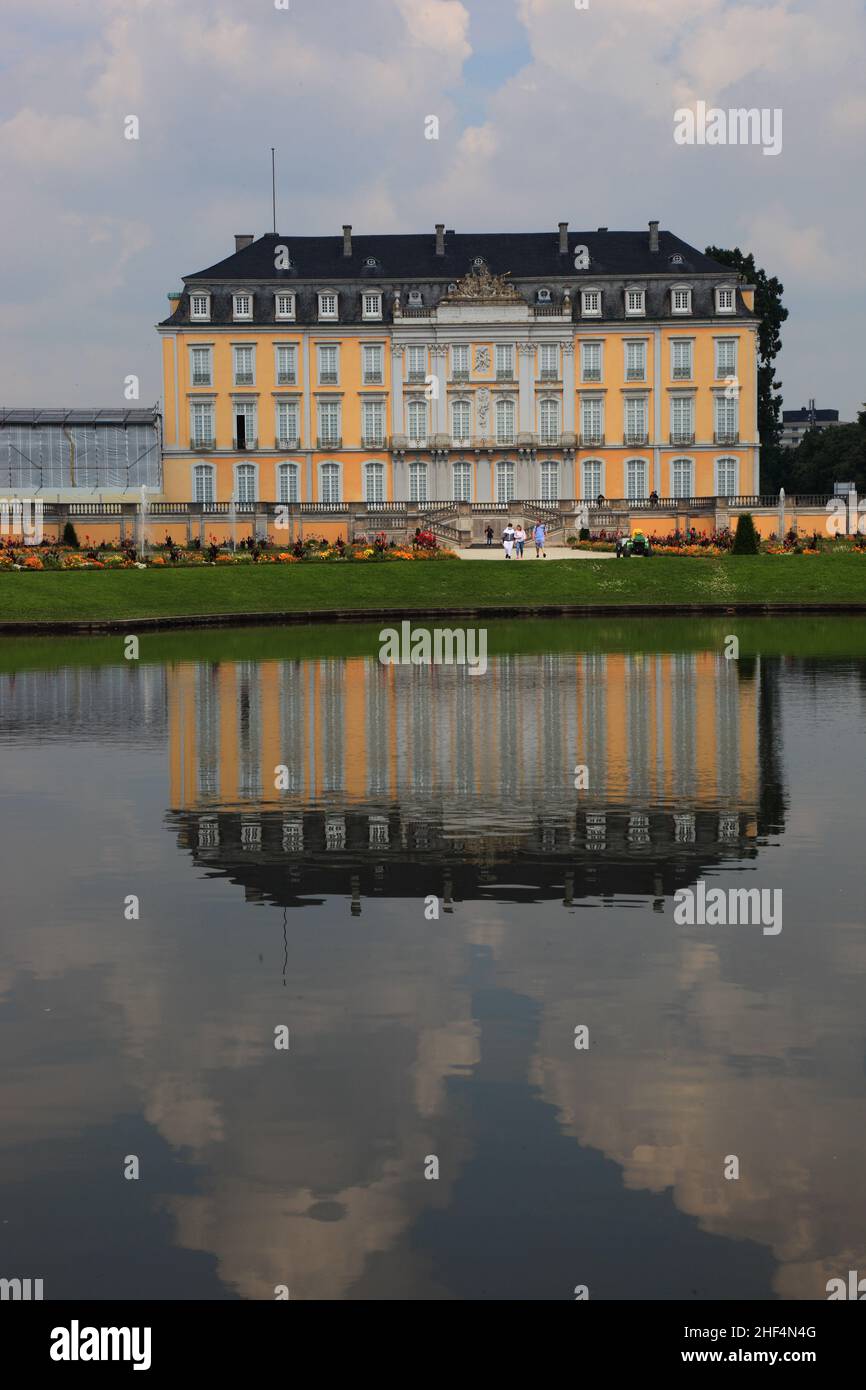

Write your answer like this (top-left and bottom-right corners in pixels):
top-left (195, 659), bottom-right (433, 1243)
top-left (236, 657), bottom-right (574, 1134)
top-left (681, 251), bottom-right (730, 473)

top-left (190, 292), bottom-right (211, 321)
top-left (318, 291), bottom-right (338, 320)
top-left (233, 293), bottom-right (253, 320)
top-left (495, 397), bottom-right (515, 444)
top-left (580, 396), bottom-right (604, 444)
top-left (278, 461), bottom-right (299, 503)
top-left (452, 460), bottom-right (472, 501)
top-left (275, 400), bottom-right (300, 446)
top-left (670, 396), bottom-right (694, 444)
top-left (626, 458), bottom-right (648, 499)
top-left (190, 401), bottom-right (215, 446)
top-left (539, 398), bottom-right (559, 444)
top-left (320, 462), bottom-right (341, 503)
top-left (671, 286), bottom-right (692, 315)
top-left (582, 459), bottom-right (602, 499)
top-left (715, 287), bottom-right (735, 313)
top-left (451, 344), bottom-right (470, 379)
top-left (362, 398), bottom-right (385, 447)
top-left (233, 345), bottom-right (255, 386)
top-left (273, 344), bottom-right (295, 385)
top-left (580, 341), bottom-right (602, 382)
top-left (407, 345), bottom-right (427, 382)
top-left (235, 463), bottom-right (256, 502)
top-left (362, 344), bottom-right (383, 384)
top-left (625, 341), bottom-right (646, 381)
top-left (317, 344), bottom-right (339, 384)
top-left (275, 292), bottom-right (295, 320)
top-left (364, 461), bottom-right (385, 502)
top-left (581, 289), bottom-right (602, 317)
top-left (625, 287), bottom-right (646, 316)
top-left (362, 291), bottom-right (382, 320)
top-left (671, 457), bottom-right (693, 498)
top-left (193, 462), bottom-right (215, 502)
top-left (624, 396), bottom-right (648, 443)
top-left (407, 398), bottom-right (427, 443)
top-left (714, 393), bottom-right (738, 442)
top-left (451, 399), bottom-right (471, 445)
top-left (190, 346), bottom-right (212, 386)
top-left (317, 400), bottom-right (341, 446)
top-left (716, 456), bottom-right (738, 496)
top-left (495, 460), bottom-right (515, 503)
top-left (233, 401), bottom-right (257, 448)
top-left (495, 344), bottom-right (514, 380)
top-left (539, 344), bottom-right (559, 380)
top-left (409, 461), bottom-right (428, 501)
top-left (671, 339), bottom-right (693, 380)
top-left (540, 460), bottom-right (559, 501)
top-left (715, 338), bottom-right (737, 378)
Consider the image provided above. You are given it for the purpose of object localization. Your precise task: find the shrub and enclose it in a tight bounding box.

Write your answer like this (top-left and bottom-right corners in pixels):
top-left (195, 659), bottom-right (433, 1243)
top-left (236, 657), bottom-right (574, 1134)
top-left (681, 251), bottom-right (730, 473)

top-left (732, 512), bottom-right (760, 555)
top-left (579, 527), bottom-right (590, 541)
top-left (62, 521), bottom-right (80, 549)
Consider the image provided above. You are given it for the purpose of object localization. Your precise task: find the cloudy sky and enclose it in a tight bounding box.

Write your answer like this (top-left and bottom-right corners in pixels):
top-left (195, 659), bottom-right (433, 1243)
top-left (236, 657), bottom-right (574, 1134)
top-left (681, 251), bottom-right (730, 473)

top-left (1, 0), bottom-right (864, 417)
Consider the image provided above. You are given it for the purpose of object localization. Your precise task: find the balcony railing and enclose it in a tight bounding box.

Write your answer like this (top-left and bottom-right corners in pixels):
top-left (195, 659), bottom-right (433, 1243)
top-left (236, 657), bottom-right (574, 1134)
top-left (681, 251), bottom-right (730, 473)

top-left (714, 430), bottom-right (739, 444)
top-left (277, 436), bottom-right (300, 450)
top-left (191, 438), bottom-right (215, 450)
top-left (362, 435), bottom-right (386, 449)
top-left (625, 370), bottom-right (646, 382)
top-left (233, 438), bottom-right (258, 451)
top-left (452, 436), bottom-right (471, 448)
top-left (407, 371), bottom-right (427, 384)
top-left (452, 369), bottom-right (470, 382)
top-left (276, 374), bottom-right (297, 386)
top-left (362, 376), bottom-right (384, 387)
top-left (671, 369), bottom-right (692, 381)
top-left (401, 306), bottom-right (429, 318)
top-left (317, 436), bottom-right (342, 449)
top-left (579, 432), bottom-right (605, 447)
top-left (670, 432), bottom-right (695, 446)
top-left (191, 375), bottom-right (212, 387)
top-left (539, 370), bottom-right (559, 382)
top-left (624, 431), bottom-right (649, 446)
top-left (319, 373), bottom-right (339, 385)
top-left (581, 372), bottom-right (602, 384)
top-left (234, 374), bottom-right (255, 387)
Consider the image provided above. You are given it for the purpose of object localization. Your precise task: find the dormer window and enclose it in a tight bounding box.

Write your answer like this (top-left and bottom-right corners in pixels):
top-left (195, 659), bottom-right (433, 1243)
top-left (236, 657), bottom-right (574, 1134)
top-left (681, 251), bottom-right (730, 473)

top-left (581, 288), bottom-right (602, 317)
top-left (473, 257), bottom-right (485, 267)
top-left (190, 292), bottom-right (211, 321)
top-left (318, 291), bottom-right (338, 320)
top-left (671, 286), bottom-right (692, 315)
top-left (233, 292), bottom-right (253, 320)
top-left (363, 257), bottom-right (379, 269)
top-left (275, 291), bottom-right (296, 320)
top-left (362, 291), bottom-right (382, 320)
top-left (716, 287), bottom-right (735, 313)
top-left (625, 287), bottom-right (646, 316)
top-left (537, 287), bottom-right (552, 303)
top-left (669, 254), bottom-right (685, 267)
top-left (407, 289), bottom-right (424, 307)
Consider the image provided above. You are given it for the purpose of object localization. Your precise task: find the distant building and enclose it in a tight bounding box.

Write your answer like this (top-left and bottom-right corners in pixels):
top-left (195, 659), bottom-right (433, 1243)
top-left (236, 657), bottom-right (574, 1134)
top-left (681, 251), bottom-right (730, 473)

top-left (781, 399), bottom-right (841, 448)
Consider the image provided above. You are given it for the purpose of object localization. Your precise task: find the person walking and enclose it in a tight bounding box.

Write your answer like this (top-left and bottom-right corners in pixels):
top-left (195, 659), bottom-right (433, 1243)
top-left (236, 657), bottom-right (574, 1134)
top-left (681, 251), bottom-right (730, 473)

top-left (533, 520), bottom-right (547, 557)
top-left (502, 521), bottom-right (515, 559)
top-left (485, 523), bottom-right (494, 548)
top-left (514, 523), bottom-right (526, 558)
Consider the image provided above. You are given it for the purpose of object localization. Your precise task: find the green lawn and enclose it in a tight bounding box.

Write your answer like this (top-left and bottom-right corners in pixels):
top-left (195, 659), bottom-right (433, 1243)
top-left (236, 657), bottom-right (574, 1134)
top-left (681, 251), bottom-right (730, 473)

top-left (1, 554), bottom-right (865, 628)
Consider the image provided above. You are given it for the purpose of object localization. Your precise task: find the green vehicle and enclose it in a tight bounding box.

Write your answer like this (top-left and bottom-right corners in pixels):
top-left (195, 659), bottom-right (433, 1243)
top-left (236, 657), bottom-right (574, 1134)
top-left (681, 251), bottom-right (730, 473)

top-left (615, 531), bottom-right (653, 558)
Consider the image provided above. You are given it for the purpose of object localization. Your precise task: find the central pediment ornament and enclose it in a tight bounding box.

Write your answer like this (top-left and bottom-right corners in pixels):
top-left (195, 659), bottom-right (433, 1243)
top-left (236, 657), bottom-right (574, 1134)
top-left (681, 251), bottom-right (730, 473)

top-left (442, 264), bottom-right (524, 302)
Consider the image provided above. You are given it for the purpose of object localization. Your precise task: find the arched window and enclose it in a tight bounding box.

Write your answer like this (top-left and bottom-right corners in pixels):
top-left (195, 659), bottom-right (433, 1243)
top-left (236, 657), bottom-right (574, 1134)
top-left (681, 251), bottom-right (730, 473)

top-left (193, 463), bottom-right (215, 504)
top-left (495, 460), bottom-right (515, 503)
top-left (277, 462), bottom-right (299, 504)
top-left (407, 399), bottom-right (428, 444)
top-left (540, 460), bottom-right (559, 501)
top-left (670, 457), bottom-right (693, 499)
top-left (235, 463), bottom-right (256, 502)
top-left (451, 399), bottom-right (471, 445)
top-left (495, 397), bottom-right (515, 445)
top-left (582, 459), bottom-right (603, 500)
top-left (716, 456), bottom-right (738, 497)
top-left (626, 458), bottom-right (648, 500)
top-left (452, 461), bottom-right (472, 501)
top-left (539, 398), bottom-right (560, 445)
top-left (364, 461), bottom-right (385, 502)
top-left (409, 461), bottom-right (428, 501)
top-left (320, 462), bottom-right (341, 504)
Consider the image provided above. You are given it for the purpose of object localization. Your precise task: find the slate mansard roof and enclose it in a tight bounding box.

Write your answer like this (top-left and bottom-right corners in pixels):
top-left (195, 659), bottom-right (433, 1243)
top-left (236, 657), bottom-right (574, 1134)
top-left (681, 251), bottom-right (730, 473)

top-left (159, 228), bottom-right (753, 328)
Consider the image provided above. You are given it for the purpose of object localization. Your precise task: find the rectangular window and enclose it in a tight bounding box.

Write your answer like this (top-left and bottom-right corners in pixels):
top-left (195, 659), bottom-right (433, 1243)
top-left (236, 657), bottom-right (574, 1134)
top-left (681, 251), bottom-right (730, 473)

top-left (362, 399), bottom-right (385, 447)
top-left (626, 458), bottom-right (648, 500)
top-left (234, 401), bottom-right (256, 449)
top-left (276, 400), bottom-right (299, 447)
top-left (233, 293), bottom-right (252, 320)
top-left (318, 344), bottom-right (339, 384)
top-left (318, 292), bottom-right (338, 319)
top-left (233, 345), bottom-right (255, 386)
top-left (495, 344), bottom-right (514, 380)
top-left (452, 461), bottom-right (471, 501)
top-left (670, 396), bottom-right (694, 444)
top-left (715, 339), bottom-right (737, 378)
top-left (362, 344), bottom-right (383, 384)
top-left (581, 342), bottom-right (602, 382)
top-left (320, 463), bottom-right (340, 503)
top-left (624, 397), bottom-right (647, 443)
top-left (275, 344), bottom-right (296, 385)
top-left (580, 397), bottom-right (603, 444)
top-left (190, 294), bottom-right (210, 321)
top-left (364, 463), bottom-right (385, 502)
top-left (539, 399), bottom-right (559, 444)
top-left (452, 399), bottom-right (471, 444)
top-left (540, 460), bottom-right (559, 501)
top-left (407, 346), bottom-right (426, 383)
top-left (318, 400), bottom-right (341, 446)
top-left (671, 340), bottom-right (693, 380)
top-left (672, 288), bottom-right (692, 314)
top-left (275, 292), bottom-right (295, 320)
top-left (671, 458), bottom-right (693, 498)
top-left (495, 461), bottom-right (515, 503)
top-left (452, 345), bottom-right (470, 379)
top-left (714, 394), bottom-right (738, 442)
top-left (582, 290), bottom-right (601, 316)
top-left (626, 288), bottom-right (645, 315)
top-left (278, 463), bottom-right (299, 503)
top-left (409, 462), bottom-right (428, 502)
top-left (190, 346), bottom-right (212, 386)
top-left (495, 397), bottom-right (515, 445)
top-left (716, 457), bottom-right (738, 496)
top-left (235, 464), bottom-right (256, 502)
top-left (539, 344), bottom-right (559, 380)
top-left (190, 401), bottom-right (214, 447)
top-left (716, 288), bottom-right (735, 313)
top-left (583, 459), bottom-right (602, 500)
top-left (193, 464), bottom-right (214, 503)
top-left (407, 399), bottom-right (427, 443)
top-left (625, 341), bottom-right (646, 381)
top-left (362, 292), bottom-right (382, 320)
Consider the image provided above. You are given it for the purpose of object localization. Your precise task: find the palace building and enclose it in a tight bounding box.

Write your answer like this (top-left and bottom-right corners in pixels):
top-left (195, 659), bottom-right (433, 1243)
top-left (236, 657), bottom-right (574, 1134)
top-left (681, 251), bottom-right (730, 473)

top-left (157, 222), bottom-right (760, 509)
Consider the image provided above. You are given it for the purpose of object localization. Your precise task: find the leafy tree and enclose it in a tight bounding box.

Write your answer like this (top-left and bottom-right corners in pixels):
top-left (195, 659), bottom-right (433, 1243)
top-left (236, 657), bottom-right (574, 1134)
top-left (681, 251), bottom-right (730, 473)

top-left (705, 246), bottom-right (788, 489)
top-left (786, 418), bottom-right (866, 493)
top-left (732, 511), bottom-right (760, 554)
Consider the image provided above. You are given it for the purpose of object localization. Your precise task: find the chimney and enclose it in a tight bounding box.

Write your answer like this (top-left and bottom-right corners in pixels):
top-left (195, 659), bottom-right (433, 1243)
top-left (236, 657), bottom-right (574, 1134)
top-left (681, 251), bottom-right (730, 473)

top-left (234, 234), bottom-right (253, 252)
top-left (342, 224), bottom-right (352, 257)
top-left (648, 220), bottom-right (659, 253)
top-left (558, 221), bottom-right (568, 254)
top-left (435, 223), bottom-right (445, 256)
